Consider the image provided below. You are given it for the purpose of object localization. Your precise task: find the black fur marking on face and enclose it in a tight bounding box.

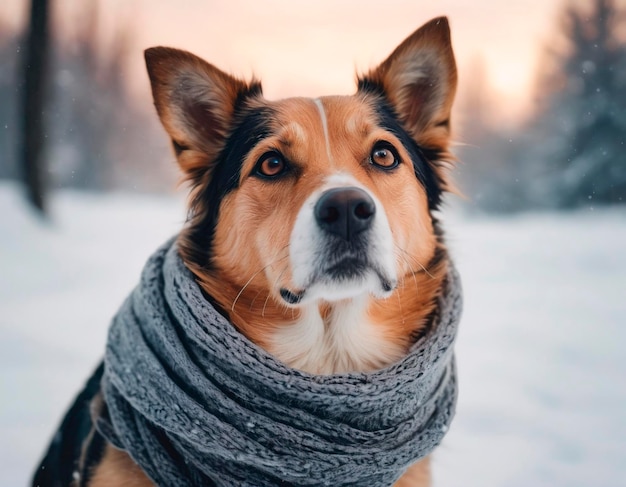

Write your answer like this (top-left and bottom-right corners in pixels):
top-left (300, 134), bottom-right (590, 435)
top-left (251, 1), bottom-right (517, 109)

top-left (185, 104), bottom-right (275, 269)
top-left (374, 100), bottom-right (443, 209)
top-left (172, 139), bottom-right (188, 156)
top-left (358, 80), bottom-right (443, 209)
top-left (357, 77), bottom-right (383, 96)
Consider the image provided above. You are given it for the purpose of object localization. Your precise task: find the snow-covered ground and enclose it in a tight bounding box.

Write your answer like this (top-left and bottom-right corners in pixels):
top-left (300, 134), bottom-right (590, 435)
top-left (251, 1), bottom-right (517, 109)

top-left (1, 182), bottom-right (624, 487)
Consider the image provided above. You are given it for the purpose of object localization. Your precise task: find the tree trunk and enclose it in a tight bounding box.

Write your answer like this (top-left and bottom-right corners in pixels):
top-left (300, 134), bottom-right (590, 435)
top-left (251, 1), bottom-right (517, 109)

top-left (20, 0), bottom-right (50, 213)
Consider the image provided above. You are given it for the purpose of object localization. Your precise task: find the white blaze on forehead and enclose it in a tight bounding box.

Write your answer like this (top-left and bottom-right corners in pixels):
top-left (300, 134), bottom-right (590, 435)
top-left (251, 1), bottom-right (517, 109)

top-left (314, 98), bottom-right (333, 165)
top-left (325, 172), bottom-right (360, 187)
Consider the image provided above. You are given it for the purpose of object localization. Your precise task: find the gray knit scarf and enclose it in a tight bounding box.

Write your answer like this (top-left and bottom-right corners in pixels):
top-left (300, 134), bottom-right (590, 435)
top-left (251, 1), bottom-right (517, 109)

top-left (95, 238), bottom-right (462, 487)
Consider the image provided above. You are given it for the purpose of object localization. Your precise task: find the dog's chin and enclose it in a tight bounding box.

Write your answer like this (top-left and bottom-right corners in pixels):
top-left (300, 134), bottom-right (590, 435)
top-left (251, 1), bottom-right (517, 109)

top-left (280, 267), bottom-right (397, 306)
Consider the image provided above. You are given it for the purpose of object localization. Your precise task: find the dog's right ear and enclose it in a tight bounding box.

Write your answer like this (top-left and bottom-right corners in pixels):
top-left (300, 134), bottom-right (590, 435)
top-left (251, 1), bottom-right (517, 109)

top-left (144, 47), bottom-right (262, 181)
top-left (358, 17), bottom-right (457, 152)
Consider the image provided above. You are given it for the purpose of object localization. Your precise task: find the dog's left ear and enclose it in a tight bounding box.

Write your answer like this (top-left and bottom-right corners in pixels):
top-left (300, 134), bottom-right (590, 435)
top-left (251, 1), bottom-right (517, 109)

top-left (359, 17), bottom-right (457, 150)
top-left (144, 47), bottom-right (262, 185)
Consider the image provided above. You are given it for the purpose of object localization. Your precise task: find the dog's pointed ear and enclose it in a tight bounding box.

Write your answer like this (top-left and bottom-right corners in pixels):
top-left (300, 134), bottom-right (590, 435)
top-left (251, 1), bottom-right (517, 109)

top-left (144, 47), bottom-right (262, 180)
top-left (358, 17), bottom-right (457, 149)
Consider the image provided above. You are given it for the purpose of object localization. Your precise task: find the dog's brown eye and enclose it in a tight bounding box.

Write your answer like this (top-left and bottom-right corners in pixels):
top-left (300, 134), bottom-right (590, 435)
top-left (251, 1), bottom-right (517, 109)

top-left (370, 142), bottom-right (400, 169)
top-left (256, 152), bottom-right (287, 178)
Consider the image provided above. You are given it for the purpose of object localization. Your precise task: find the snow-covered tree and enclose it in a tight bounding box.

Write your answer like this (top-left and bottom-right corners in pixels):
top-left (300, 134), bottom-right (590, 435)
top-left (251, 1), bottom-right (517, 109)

top-left (529, 0), bottom-right (626, 208)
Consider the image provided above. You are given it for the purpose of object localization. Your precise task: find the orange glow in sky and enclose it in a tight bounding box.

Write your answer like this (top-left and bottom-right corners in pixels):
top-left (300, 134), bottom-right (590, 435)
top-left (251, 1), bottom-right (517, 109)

top-left (3, 0), bottom-right (566, 126)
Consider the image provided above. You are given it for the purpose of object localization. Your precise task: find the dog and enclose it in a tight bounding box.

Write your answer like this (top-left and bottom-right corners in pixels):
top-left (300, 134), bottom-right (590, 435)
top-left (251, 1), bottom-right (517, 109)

top-left (33, 16), bottom-right (458, 487)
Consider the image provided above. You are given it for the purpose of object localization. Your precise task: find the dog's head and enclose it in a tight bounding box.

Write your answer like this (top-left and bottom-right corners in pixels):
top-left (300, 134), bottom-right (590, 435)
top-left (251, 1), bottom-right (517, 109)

top-left (145, 17), bottom-right (456, 337)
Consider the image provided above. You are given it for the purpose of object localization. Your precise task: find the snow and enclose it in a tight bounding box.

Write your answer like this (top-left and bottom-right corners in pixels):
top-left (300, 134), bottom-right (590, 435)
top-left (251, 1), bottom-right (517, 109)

top-left (1, 182), bottom-right (624, 486)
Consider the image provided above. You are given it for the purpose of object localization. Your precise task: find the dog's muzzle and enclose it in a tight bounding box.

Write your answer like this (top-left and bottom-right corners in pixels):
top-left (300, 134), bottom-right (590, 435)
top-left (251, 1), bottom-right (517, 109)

top-left (284, 181), bottom-right (397, 303)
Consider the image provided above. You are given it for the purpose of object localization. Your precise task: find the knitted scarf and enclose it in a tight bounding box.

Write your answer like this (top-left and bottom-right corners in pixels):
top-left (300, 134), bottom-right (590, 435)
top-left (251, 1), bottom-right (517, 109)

top-left (95, 238), bottom-right (462, 486)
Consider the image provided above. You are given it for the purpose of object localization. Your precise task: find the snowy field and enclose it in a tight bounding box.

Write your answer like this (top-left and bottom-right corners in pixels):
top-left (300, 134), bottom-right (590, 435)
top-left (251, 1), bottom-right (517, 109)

top-left (1, 182), bottom-right (624, 487)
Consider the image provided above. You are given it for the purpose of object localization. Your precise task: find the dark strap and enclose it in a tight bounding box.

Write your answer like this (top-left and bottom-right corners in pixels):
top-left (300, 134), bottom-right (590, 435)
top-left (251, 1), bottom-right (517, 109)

top-left (75, 392), bottom-right (108, 487)
top-left (32, 363), bottom-right (105, 487)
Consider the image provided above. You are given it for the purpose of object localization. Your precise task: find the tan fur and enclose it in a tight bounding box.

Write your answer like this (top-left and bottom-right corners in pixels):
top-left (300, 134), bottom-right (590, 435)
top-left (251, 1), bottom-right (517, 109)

top-left (88, 445), bottom-right (429, 487)
top-left (85, 16), bottom-right (457, 487)
top-left (88, 444), bottom-right (153, 487)
top-left (395, 459), bottom-right (432, 487)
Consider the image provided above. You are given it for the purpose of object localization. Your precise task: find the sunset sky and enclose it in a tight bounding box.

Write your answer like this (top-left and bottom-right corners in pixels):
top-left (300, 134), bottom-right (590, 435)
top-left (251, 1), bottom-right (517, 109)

top-left (4, 1), bottom-right (581, 125)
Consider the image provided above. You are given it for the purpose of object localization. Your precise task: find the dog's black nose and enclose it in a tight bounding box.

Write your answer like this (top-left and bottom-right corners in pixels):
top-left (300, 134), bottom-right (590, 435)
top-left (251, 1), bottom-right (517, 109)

top-left (315, 187), bottom-right (376, 241)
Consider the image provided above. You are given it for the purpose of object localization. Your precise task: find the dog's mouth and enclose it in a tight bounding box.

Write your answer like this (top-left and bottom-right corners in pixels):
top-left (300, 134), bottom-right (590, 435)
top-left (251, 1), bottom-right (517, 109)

top-left (279, 288), bottom-right (305, 305)
top-left (324, 257), bottom-right (368, 280)
top-left (279, 256), bottom-right (396, 305)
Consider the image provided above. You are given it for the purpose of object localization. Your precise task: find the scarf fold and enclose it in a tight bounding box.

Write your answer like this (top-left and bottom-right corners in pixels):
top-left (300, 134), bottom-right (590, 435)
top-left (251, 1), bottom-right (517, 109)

top-left (96, 238), bottom-right (462, 487)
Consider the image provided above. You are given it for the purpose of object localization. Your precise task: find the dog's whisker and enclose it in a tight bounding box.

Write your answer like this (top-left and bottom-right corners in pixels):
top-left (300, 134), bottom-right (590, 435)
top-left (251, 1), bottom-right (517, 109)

top-left (273, 263), bottom-right (290, 293)
top-left (231, 263), bottom-right (273, 312)
top-left (249, 288), bottom-right (264, 310)
top-left (231, 248), bottom-right (290, 311)
top-left (395, 285), bottom-right (406, 326)
top-left (255, 255), bottom-right (292, 317)
top-left (395, 244), bottom-right (435, 280)
top-left (262, 292), bottom-right (272, 318)
top-left (394, 246), bottom-right (420, 293)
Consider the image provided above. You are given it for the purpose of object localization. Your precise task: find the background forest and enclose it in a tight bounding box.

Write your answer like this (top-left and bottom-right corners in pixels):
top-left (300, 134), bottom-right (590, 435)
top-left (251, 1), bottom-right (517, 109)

top-left (459, 0), bottom-right (626, 211)
top-left (1, 0), bottom-right (625, 213)
top-left (0, 1), bottom-right (173, 199)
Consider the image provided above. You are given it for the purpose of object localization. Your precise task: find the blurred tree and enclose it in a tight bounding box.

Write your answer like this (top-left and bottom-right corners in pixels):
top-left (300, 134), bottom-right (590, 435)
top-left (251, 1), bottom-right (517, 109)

top-left (46, 0), bottom-right (174, 191)
top-left (2, 1), bottom-right (174, 197)
top-left (19, 0), bottom-right (50, 213)
top-left (455, 57), bottom-right (529, 212)
top-left (0, 23), bottom-right (20, 181)
top-left (49, 1), bottom-right (134, 189)
top-left (529, 0), bottom-right (626, 208)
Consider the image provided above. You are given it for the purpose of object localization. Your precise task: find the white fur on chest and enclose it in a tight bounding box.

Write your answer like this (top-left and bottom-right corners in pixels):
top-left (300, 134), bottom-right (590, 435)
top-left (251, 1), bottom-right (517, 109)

top-left (269, 297), bottom-right (405, 375)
